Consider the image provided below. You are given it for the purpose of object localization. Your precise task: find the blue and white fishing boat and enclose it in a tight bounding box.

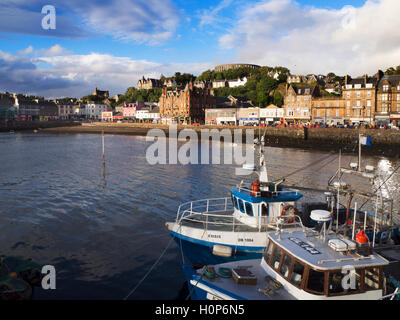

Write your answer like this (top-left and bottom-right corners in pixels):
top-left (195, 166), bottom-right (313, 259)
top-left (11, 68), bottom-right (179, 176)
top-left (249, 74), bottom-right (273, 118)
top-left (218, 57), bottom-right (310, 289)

top-left (183, 212), bottom-right (400, 300)
top-left (166, 137), bottom-right (308, 265)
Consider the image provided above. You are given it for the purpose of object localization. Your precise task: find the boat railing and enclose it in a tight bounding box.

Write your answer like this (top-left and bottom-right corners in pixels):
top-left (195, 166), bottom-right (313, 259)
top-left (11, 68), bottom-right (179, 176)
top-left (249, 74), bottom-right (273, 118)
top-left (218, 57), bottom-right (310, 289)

top-left (176, 198), bottom-right (305, 233)
top-left (176, 197), bottom-right (234, 223)
top-left (235, 185), bottom-right (300, 197)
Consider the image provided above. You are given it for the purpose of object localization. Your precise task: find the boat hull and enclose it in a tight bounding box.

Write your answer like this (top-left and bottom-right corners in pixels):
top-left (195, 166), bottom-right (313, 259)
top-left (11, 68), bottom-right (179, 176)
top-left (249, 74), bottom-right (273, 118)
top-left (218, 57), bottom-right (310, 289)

top-left (168, 226), bottom-right (266, 265)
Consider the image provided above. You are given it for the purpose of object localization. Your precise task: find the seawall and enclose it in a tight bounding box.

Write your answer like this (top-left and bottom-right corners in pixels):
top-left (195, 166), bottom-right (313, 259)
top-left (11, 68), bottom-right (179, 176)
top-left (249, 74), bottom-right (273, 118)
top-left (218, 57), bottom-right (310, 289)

top-left (41, 123), bottom-right (400, 158)
top-left (0, 121), bottom-right (80, 132)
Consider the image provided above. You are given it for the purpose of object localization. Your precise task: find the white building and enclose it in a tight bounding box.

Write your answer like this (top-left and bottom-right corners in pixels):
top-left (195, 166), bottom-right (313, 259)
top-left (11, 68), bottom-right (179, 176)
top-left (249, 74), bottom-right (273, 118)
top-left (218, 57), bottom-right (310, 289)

top-left (259, 104), bottom-right (284, 124)
top-left (84, 102), bottom-right (111, 119)
top-left (228, 77), bottom-right (247, 88)
top-left (136, 108), bottom-right (160, 122)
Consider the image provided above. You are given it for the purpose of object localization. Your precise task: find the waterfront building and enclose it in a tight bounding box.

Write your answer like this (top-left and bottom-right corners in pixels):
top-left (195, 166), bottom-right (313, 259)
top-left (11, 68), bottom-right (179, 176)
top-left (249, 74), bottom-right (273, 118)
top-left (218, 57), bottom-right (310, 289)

top-left (163, 79), bottom-right (177, 88)
top-left (342, 71), bottom-right (380, 125)
top-left (159, 82), bottom-right (216, 124)
top-left (137, 77), bottom-right (163, 90)
top-left (136, 107), bottom-right (160, 123)
top-left (84, 102), bottom-right (111, 120)
top-left (283, 84), bottom-right (320, 125)
top-left (205, 108), bottom-right (237, 125)
top-left (214, 63), bottom-right (260, 72)
top-left (13, 95), bottom-right (40, 121)
top-left (312, 97), bottom-right (346, 125)
top-left (259, 104), bottom-right (284, 125)
top-left (237, 107), bottom-right (260, 126)
top-left (375, 74), bottom-right (400, 127)
top-left (37, 100), bottom-right (58, 120)
top-left (0, 93), bottom-right (17, 121)
top-left (55, 99), bottom-right (76, 119)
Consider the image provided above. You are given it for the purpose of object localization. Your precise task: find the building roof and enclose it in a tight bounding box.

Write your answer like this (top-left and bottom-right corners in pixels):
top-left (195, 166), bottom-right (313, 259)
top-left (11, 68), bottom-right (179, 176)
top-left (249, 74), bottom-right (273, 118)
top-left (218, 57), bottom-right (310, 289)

top-left (378, 74), bottom-right (400, 88)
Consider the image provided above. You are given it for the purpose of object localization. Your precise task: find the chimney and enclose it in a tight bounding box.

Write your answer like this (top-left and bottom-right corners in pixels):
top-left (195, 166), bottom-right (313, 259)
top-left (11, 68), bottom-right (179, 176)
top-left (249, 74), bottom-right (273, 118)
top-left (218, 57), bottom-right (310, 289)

top-left (364, 74), bottom-right (368, 85)
top-left (345, 75), bottom-right (349, 85)
top-left (377, 69), bottom-right (384, 82)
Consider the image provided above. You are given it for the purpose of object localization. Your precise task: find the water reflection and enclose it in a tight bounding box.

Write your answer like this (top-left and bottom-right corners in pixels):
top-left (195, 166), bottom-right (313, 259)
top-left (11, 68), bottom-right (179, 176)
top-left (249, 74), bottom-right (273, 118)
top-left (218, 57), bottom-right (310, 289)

top-left (0, 133), bottom-right (398, 299)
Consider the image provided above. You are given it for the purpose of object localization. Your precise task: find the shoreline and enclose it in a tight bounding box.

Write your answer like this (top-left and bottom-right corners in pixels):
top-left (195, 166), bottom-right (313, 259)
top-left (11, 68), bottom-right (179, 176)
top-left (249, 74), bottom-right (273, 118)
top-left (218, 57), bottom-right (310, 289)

top-left (39, 123), bottom-right (400, 159)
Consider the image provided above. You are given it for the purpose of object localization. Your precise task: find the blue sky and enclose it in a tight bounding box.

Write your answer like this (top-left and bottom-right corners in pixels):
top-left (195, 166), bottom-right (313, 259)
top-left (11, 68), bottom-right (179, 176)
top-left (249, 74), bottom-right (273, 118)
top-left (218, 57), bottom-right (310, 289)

top-left (0, 0), bottom-right (398, 98)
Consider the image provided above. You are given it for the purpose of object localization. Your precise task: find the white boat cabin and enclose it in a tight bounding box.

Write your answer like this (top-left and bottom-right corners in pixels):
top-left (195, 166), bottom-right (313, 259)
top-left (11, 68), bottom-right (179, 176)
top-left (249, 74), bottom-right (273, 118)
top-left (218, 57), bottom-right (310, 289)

top-left (231, 181), bottom-right (303, 228)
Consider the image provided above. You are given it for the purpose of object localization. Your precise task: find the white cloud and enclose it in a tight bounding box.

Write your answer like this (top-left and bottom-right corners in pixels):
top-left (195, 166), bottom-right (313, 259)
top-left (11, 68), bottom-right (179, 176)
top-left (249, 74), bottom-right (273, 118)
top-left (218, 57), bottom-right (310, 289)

top-left (0, 0), bottom-right (179, 44)
top-left (219, 0), bottom-right (400, 76)
top-left (36, 44), bottom-right (72, 57)
top-left (0, 49), bottom-right (213, 98)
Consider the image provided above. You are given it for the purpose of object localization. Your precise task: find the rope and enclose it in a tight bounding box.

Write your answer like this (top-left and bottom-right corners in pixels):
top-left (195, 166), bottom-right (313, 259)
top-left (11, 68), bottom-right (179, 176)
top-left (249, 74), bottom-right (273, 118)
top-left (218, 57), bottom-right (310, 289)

top-left (123, 235), bottom-right (175, 300)
top-left (185, 268), bottom-right (206, 301)
top-left (123, 223), bottom-right (184, 300)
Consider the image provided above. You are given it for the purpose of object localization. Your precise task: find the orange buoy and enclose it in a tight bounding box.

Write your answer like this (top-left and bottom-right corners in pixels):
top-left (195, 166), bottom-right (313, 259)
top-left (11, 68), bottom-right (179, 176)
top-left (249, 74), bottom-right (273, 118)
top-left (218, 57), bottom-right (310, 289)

top-left (251, 180), bottom-right (259, 197)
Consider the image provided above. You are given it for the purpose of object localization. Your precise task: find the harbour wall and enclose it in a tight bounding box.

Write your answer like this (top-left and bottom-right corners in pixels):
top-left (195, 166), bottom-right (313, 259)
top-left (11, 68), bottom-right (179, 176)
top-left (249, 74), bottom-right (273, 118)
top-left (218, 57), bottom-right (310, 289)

top-left (41, 123), bottom-right (400, 158)
top-left (0, 121), bottom-right (80, 132)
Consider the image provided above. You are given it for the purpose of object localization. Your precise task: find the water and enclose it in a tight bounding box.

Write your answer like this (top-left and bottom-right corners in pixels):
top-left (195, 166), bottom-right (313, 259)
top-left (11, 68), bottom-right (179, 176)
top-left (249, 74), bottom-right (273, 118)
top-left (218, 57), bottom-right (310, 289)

top-left (0, 132), bottom-right (399, 300)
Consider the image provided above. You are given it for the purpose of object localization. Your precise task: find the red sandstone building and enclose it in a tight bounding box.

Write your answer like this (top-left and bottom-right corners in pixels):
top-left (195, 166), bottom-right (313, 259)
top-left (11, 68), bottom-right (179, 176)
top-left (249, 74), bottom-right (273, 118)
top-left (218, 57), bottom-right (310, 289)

top-left (159, 82), bottom-right (216, 124)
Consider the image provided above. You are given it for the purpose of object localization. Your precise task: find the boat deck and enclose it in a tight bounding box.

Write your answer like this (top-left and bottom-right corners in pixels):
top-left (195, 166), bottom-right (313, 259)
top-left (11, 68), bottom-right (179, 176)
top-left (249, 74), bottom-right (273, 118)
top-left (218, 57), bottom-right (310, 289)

top-left (179, 210), bottom-right (299, 233)
top-left (191, 259), bottom-right (295, 300)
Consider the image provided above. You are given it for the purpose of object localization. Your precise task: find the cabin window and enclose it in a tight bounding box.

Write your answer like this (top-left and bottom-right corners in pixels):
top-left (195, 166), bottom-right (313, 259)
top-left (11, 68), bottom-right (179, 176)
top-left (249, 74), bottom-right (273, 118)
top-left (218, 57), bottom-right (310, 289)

top-left (245, 202), bottom-right (253, 216)
top-left (271, 247), bottom-right (282, 270)
top-left (238, 199), bottom-right (245, 213)
top-left (279, 254), bottom-right (292, 279)
top-left (264, 242), bottom-right (274, 264)
top-left (232, 195), bottom-right (238, 209)
top-left (328, 269), bottom-right (361, 296)
top-left (261, 203), bottom-right (268, 216)
top-left (290, 260), bottom-right (305, 287)
top-left (306, 269), bottom-right (325, 295)
top-left (365, 268), bottom-right (380, 290)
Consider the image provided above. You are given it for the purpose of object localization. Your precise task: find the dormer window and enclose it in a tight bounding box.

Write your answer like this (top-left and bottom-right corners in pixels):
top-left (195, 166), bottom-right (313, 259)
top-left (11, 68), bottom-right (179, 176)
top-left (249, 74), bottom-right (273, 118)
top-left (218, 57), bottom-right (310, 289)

top-left (383, 85), bottom-right (389, 92)
top-left (354, 84), bottom-right (361, 89)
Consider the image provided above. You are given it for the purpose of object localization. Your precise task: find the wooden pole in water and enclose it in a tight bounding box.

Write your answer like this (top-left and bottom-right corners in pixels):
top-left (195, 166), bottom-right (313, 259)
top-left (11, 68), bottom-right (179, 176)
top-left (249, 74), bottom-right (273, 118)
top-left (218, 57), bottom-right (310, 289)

top-left (102, 130), bottom-right (105, 165)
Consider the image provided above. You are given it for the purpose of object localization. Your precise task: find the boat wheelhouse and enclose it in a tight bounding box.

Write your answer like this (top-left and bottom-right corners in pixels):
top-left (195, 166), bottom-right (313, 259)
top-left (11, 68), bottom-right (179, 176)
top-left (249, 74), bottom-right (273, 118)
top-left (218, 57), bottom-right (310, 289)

top-left (183, 213), bottom-right (394, 300)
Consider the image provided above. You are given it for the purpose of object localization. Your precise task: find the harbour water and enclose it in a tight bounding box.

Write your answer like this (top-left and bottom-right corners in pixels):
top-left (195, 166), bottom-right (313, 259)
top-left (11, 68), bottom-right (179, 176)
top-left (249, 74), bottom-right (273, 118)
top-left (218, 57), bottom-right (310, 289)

top-left (0, 132), bottom-right (399, 300)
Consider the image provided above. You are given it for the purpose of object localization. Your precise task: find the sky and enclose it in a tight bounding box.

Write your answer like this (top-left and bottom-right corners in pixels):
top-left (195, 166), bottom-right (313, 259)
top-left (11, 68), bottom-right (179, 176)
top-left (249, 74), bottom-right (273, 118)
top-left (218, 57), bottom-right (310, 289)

top-left (0, 0), bottom-right (399, 98)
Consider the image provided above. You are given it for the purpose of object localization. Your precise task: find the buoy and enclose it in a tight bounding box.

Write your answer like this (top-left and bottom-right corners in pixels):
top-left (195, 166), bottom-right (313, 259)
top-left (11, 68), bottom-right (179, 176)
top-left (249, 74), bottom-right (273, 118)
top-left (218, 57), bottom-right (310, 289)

top-left (356, 230), bottom-right (369, 244)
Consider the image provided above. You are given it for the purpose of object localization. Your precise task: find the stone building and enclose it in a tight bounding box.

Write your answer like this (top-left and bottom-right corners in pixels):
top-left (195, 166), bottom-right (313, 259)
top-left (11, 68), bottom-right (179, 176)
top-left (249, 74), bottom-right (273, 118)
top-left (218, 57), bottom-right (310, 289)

top-left (93, 88), bottom-right (109, 98)
top-left (375, 74), bottom-right (400, 126)
top-left (312, 97), bottom-right (346, 125)
top-left (55, 99), bottom-right (77, 119)
top-left (214, 64), bottom-right (260, 72)
top-left (283, 84), bottom-right (320, 124)
top-left (159, 82), bottom-right (216, 124)
top-left (342, 72), bottom-right (381, 125)
top-left (137, 77), bottom-right (163, 90)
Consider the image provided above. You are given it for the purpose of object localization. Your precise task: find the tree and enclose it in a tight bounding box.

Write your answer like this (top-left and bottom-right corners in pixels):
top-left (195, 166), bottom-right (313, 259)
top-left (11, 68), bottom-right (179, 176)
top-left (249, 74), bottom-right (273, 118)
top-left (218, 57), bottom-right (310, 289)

top-left (273, 91), bottom-right (284, 106)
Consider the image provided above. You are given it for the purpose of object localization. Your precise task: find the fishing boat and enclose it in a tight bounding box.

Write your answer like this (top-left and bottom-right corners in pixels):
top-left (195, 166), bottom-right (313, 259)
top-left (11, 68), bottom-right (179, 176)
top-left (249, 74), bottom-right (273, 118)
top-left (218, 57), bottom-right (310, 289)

top-left (166, 133), bottom-right (400, 266)
top-left (166, 136), bottom-right (311, 265)
top-left (183, 212), bottom-right (400, 300)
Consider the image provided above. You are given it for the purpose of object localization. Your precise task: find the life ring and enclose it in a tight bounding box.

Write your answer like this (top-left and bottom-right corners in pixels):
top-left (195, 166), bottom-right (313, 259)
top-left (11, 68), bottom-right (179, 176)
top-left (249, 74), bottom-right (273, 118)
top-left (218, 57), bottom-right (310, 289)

top-left (281, 205), bottom-right (299, 223)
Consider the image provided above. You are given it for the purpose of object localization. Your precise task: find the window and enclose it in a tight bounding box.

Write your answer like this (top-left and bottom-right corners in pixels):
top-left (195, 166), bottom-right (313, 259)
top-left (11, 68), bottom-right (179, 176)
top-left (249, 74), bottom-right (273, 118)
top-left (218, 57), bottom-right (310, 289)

top-left (383, 85), bottom-right (389, 92)
top-left (367, 91), bottom-right (371, 97)
top-left (336, 110), bottom-right (339, 117)
top-left (279, 254), bottom-right (292, 279)
top-left (317, 110), bottom-right (320, 117)
top-left (238, 199), bottom-right (245, 213)
top-left (355, 84), bottom-right (361, 89)
top-left (232, 195), bottom-right (238, 209)
top-left (357, 101), bottom-right (361, 107)
top-left (397, 94), bottom-right (400, 101)
top-left (347, 101), bottom-right (351, 107)
top-left (290, 260), bottom-right (305, 287)
top-left (326, 110), bottom-right (330, 117)
top-left (271, 246), bottom-right (282, 270)
top-left (347, 92), bottom-right (351, 98)
top-left (264, 243), bottom-right (274, 264)
top-left (367, 100), bottom-right (371, 107)
top-left (365, 268), bottom-right (380, 290)
top-left (261, 203), bottom-right (268, 217)
top-left (357, 91), bottom-right (361, 98)
top-left (307, 269), bottom-right (325, 294)
top-left (245, 202), bottom-right (253, 216)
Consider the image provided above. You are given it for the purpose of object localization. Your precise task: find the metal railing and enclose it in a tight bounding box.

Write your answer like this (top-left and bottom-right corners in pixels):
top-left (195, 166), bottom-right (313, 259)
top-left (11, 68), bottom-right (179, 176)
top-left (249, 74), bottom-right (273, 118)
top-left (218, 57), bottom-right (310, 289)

top-left (175, 197), bottom-right (305, 233)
